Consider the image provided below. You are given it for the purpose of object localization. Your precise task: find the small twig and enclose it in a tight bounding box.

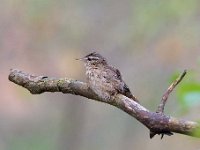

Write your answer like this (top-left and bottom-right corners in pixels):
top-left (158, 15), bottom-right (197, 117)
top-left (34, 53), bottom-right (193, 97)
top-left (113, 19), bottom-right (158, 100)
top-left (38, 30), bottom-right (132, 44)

top-left (157, 70), bottom-right (187, 113)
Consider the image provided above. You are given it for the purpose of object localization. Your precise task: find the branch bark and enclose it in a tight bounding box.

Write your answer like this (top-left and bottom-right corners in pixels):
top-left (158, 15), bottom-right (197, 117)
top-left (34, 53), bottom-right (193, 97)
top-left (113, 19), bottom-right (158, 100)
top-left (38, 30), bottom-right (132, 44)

top-left (8, 69), bottom-right (200, 138)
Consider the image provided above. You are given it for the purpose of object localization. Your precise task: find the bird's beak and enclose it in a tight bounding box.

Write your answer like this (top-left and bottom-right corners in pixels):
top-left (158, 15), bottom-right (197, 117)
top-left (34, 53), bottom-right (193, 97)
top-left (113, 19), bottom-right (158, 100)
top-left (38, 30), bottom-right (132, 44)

top-left (75, 57), bottom-right (85, 61)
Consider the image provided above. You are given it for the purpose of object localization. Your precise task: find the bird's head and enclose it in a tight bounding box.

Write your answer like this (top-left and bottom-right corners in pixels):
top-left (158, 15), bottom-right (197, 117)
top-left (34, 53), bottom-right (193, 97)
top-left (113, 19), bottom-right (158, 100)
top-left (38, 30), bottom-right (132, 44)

top-left (77, 52), bottom-right (107, 67)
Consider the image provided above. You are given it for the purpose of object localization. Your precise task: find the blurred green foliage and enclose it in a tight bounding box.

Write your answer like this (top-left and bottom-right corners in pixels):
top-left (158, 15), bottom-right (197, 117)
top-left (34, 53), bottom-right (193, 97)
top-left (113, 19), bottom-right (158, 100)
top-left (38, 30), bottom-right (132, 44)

top-left (132, 0), bottom-right (198, 38)
top-left (171, 70), bottom-right (200, 113)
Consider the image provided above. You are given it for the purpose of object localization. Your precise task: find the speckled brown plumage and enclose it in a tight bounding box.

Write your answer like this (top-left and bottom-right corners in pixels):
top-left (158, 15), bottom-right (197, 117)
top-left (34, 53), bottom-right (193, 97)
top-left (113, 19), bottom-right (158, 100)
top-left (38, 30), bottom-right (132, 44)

top-left (78, 52), bottom-right (139, 103)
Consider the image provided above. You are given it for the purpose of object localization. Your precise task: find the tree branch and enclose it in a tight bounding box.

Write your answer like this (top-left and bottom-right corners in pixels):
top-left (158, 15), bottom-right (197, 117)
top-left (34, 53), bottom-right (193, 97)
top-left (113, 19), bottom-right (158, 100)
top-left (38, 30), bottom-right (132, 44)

top-left (157, 70), bottom-right (187, 113)
top-left (8, 69), bottom-right (200, 138)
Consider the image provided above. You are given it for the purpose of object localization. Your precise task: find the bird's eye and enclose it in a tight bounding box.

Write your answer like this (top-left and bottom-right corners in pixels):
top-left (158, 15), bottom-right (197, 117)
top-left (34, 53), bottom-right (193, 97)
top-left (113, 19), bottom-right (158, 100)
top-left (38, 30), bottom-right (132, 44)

top-left (88, 57), bottom-right (91, 61)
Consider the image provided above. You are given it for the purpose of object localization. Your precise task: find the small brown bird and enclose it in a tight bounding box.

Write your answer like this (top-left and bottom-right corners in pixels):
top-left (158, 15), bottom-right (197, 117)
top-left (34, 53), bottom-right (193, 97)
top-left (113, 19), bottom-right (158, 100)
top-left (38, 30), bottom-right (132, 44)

top-left (77, 52), bottom-right (139, 103)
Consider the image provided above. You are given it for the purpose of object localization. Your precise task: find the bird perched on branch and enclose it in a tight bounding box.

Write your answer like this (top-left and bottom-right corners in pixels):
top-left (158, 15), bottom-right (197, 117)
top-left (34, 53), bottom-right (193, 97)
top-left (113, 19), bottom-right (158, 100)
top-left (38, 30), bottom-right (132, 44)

top-left (77, 52), bottom-right (139, 103)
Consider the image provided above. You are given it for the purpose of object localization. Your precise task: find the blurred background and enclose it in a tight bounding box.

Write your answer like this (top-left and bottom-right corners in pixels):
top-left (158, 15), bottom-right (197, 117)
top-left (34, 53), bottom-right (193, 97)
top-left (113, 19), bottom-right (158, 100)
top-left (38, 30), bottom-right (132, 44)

top-left (1, 0), bottom-right (200, 149)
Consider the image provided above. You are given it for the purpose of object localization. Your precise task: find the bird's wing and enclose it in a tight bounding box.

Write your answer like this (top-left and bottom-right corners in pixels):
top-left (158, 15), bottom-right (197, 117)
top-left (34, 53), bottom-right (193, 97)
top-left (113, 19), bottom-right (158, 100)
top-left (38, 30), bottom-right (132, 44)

top-left (105, 65), bottom-right (122, 80)
top-left (103, 66), bottom-right (139, 103)
top-left (103, 65), bottom-right (126, 91)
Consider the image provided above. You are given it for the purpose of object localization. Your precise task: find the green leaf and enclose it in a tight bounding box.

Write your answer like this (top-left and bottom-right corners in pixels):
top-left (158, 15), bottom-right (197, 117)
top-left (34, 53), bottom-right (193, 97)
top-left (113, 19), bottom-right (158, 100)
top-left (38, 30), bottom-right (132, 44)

top-left (177, 82), bottom-right (200, 109)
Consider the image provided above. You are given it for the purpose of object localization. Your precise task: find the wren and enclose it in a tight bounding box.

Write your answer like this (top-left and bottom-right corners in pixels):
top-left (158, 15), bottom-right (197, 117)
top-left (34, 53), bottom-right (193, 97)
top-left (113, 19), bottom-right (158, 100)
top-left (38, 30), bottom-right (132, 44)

top-left (77, 52), bottom-right (139, 103)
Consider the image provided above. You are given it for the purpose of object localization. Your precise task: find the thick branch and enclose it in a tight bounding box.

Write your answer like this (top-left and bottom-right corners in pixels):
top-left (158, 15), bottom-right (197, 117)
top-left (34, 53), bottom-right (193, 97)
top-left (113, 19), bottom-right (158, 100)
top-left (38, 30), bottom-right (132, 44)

top-left (8, 69), bottom-right (200, 138)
